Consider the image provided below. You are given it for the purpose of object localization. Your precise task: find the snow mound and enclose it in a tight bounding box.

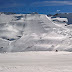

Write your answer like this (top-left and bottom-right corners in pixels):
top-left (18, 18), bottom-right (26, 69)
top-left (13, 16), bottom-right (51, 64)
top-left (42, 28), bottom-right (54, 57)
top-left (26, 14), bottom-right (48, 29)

top-left (52, 13), bottom-right (72, 24)
top-left (0, 13), bottom-right (72, 52)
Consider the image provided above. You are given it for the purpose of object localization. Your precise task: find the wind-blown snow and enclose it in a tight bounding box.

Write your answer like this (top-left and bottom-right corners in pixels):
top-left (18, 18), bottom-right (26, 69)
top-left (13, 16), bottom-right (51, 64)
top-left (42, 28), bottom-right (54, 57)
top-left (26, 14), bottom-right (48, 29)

top-left (0, 13), bottom-right (72, 52)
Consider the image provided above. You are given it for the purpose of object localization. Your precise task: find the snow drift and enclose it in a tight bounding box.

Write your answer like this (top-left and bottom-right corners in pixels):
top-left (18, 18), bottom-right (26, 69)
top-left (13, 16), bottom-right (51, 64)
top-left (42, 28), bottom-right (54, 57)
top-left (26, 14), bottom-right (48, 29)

top-left (0, 13), bottom-right (72, 52)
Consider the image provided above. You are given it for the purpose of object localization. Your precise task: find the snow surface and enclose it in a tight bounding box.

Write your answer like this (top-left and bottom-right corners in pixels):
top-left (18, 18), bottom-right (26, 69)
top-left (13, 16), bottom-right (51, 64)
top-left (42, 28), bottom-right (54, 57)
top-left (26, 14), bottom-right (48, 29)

top-left (0, 13), bottom-right (72, 52)
top-left (0, 13), bottom-right (72, 72)
top-left (0, 51), bottom-right (72, 72)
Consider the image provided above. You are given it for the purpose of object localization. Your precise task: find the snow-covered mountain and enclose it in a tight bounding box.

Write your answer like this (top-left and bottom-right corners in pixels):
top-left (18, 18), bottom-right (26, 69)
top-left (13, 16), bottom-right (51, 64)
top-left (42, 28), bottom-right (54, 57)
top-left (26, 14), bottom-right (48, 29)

top-left (0, 13), bottom-right (72, 52)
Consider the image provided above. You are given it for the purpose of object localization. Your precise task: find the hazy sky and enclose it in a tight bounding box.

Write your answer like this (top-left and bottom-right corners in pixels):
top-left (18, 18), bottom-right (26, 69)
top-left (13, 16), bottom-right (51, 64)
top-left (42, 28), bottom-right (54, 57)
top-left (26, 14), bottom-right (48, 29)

top-left (0, 0), bottom-right (72, 14)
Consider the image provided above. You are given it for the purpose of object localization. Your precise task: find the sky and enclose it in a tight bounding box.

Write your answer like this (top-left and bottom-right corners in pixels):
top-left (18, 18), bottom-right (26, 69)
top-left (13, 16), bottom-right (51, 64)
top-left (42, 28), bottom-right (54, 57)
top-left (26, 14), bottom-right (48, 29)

top-left (0, 0), bottom-right (72, 14)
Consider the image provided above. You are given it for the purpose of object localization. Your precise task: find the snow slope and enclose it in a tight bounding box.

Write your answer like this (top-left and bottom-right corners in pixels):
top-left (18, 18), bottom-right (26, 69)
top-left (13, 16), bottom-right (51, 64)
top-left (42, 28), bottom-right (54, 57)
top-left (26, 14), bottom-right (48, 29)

top-left (0, 13), bottom-right (72, 52)
top-left (0, 51), bottom-right (72, 72)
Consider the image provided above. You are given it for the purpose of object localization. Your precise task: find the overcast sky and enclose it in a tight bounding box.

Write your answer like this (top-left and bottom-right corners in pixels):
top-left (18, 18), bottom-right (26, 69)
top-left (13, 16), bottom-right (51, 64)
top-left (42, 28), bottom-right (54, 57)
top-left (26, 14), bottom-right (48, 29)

top-left (0, 0), bottom-right (72, 14)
